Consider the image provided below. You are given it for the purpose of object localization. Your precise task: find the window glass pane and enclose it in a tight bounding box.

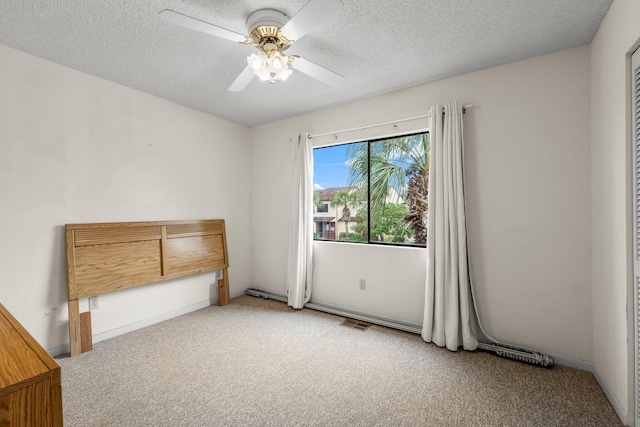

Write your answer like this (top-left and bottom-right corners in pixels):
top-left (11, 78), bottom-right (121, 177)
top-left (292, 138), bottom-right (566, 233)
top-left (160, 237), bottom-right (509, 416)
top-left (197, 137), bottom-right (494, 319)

top-left (313, 142), bottom-right (366, 242)
top-left (366, 133), bottom-right (429, 245)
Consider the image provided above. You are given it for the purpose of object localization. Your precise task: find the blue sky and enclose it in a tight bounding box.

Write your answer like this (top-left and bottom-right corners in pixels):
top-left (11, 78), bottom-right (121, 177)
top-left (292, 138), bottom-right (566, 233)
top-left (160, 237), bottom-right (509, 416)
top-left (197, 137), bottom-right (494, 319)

top-left (313, 144), bottom-right (353, 190)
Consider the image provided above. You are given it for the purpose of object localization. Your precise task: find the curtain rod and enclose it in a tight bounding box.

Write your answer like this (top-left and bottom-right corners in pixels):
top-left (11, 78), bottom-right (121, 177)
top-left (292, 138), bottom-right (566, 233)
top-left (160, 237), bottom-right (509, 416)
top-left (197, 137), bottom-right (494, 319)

top-left (309, 104), bottom-right (472, 139)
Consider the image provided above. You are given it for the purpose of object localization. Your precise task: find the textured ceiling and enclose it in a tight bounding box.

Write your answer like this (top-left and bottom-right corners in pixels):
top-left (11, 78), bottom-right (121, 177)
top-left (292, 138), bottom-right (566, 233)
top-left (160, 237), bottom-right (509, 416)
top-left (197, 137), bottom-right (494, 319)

top-left (0, 0), bottom-right (613, 127)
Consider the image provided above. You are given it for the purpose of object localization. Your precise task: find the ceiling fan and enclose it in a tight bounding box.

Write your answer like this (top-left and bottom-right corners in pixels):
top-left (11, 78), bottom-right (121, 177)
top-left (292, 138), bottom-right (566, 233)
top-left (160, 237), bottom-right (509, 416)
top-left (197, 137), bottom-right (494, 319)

top-left (159, 0), bottom-right (344, 92)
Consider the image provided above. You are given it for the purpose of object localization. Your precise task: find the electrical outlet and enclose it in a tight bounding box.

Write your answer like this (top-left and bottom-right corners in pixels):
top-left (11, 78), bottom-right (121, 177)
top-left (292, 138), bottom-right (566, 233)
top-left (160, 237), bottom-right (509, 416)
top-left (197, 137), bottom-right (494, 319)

top-left (359, 279), bottom-right (366, 290)
top-left (89, 296), bottom-right (99, 310)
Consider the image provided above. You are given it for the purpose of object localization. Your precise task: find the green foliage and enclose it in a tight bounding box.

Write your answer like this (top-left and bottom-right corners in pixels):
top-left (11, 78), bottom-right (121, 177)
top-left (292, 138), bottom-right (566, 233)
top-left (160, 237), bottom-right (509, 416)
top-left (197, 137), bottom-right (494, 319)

top-left (338, 232), bottom-right (367, 243)
top-left (313, 192), bottom-right (323, 210)
top-left (353, 203), bottom-right (413, 243)
top-left (330, 191), bottom-right (360, 215)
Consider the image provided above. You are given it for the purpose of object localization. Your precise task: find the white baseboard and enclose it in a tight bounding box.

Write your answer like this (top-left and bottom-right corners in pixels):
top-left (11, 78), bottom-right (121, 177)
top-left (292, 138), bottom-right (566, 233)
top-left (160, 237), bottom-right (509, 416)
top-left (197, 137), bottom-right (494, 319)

top-left (547, 353), bottom-right (593, 371)
top-left (590, 365), bottom-right (629, 426)
top-left (91, 300), bottom-right (213, 346)
top-left (48, 343), bottom-right (70, 358)
top-left (545, 354), bottom-right (628, 424)
top-left (48, 290), bottom-right (246, 358)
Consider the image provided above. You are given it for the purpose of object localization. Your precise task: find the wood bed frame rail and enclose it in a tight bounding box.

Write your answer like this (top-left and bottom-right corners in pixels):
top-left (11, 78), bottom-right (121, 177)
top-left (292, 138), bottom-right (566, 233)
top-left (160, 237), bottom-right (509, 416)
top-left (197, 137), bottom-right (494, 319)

top-left (65, 219), bottom-right (230, 357)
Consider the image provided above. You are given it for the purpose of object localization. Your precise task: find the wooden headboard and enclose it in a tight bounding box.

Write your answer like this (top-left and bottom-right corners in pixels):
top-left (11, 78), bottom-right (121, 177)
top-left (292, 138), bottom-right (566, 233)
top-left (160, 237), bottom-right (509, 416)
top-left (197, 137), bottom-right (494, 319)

top-left (65, 219), bottom-right (230, 356)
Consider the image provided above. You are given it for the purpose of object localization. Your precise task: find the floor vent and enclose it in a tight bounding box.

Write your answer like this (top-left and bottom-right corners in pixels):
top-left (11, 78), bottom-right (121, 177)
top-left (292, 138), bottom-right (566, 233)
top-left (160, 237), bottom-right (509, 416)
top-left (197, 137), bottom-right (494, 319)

top-left (340, 318), bottom-right (371, 331)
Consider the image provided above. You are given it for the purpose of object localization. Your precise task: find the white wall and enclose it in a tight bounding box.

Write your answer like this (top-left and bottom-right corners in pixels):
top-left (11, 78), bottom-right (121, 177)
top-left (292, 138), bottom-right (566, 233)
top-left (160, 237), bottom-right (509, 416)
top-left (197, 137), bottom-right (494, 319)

top-left (591, 0), bottom-right (640, 422)
top-left (251, 45), bottom-right (592, 360)
top-left (0, 44), bottom-right (252, 353)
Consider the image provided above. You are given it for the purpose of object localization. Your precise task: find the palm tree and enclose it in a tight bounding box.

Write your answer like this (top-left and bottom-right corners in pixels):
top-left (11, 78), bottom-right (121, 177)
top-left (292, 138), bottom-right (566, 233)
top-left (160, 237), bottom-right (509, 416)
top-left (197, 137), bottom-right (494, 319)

top-left (403, 163), bottom-right (429, 243)
top-left (313, 192), bottom-right (323, 212)
top-left (330, 190), bottom-right (360, 239)
top-left (345, 133), bottom-right (430, 244)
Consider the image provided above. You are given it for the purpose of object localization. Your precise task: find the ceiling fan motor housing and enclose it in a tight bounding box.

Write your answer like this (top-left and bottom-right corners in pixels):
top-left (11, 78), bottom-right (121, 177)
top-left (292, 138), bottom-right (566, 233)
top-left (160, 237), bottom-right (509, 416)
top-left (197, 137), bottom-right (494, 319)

top-left (246, 9), bottom-right (292, 51)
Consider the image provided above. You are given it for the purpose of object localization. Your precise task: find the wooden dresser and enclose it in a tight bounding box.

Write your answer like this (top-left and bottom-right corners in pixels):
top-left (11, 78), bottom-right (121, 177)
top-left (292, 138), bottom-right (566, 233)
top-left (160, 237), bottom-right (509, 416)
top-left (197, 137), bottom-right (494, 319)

top-left (0, 303), bottom-right (63, 426)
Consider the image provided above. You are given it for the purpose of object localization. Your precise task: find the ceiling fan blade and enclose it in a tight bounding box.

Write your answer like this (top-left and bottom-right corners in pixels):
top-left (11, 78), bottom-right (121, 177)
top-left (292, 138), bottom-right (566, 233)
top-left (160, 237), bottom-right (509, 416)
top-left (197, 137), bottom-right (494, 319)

top-left (280, 0), bottom-right (343, 41)
top-left (227, 66), bottom-right (255, 92)
top-left (159, 9), bottom-right (247, 44)
top-left (292, 57), bottom-right (343, 87)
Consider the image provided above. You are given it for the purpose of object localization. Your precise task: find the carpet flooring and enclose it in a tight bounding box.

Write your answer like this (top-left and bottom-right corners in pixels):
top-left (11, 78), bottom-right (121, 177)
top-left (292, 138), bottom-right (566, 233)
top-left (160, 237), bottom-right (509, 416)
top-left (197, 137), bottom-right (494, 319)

top-left (57, 295), bottom-right (623, 426)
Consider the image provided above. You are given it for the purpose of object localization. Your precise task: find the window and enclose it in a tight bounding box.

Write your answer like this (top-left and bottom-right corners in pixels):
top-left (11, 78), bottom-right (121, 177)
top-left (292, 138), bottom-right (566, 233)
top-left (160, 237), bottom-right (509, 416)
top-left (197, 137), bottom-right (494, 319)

top-left (313, 131), bottom-right (429, 247)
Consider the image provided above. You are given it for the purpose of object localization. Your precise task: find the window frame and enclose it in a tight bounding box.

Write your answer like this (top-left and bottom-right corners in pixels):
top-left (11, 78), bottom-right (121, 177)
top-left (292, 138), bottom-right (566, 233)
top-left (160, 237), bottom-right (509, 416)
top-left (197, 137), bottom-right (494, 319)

top-left (312, 130), bottom-right (429, 248)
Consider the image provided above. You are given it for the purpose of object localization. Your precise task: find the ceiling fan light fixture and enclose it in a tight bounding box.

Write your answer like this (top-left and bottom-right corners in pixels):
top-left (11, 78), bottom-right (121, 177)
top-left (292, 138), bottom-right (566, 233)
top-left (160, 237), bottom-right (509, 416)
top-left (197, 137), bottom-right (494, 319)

top-left (248, 51), bottom-right (267, 70)
top-left (247, 49), bottom-right (292, 83)
top-left (271, 51), bottom-right (290, 73)
top-left (275, 67), bottom-right (292, 81)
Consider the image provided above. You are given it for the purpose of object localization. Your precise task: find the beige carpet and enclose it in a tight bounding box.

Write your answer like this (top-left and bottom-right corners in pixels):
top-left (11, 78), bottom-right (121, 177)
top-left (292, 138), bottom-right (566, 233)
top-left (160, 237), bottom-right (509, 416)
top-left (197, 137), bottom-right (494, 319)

top-left (57, 295), bottom-right (622, 426)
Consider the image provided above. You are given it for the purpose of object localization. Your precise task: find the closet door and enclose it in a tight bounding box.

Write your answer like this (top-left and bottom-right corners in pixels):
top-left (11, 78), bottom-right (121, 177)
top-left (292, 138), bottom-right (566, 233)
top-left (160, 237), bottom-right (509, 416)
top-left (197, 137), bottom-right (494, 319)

top-left (632, 45), bottom-right (640, 427)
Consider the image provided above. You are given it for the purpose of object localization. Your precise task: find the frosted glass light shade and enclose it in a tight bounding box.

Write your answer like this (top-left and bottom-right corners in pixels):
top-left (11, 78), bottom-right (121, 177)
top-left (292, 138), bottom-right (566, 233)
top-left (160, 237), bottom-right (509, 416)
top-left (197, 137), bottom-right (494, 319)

top-left (247, 50), bottom-right (292, 83)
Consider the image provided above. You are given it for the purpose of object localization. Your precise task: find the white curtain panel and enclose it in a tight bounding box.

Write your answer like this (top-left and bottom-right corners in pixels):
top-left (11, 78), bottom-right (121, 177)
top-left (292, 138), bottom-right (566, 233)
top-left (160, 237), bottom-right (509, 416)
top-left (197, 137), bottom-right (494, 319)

top-left (286, 132), bottom-right (314, 309)
top-left (422, 102), bottom-right (478, 351)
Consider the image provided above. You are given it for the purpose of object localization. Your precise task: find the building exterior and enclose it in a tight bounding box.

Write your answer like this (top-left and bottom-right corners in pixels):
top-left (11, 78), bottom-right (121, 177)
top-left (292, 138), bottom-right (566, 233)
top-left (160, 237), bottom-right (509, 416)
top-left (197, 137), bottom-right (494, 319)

top-left (313, 187), bottom-right (359, 240)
